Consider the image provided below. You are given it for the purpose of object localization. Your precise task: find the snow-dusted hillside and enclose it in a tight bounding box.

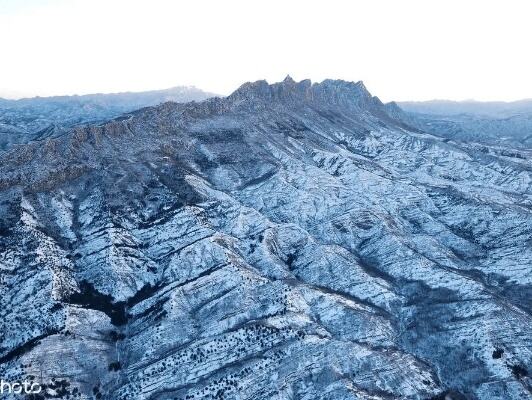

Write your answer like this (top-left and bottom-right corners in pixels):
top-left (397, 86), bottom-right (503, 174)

top-left (397, 100), bottom-right (532, 148)
top-left (0, 77), bottom-right (530, 399)
top-left (0, 86), bottom-right (215, 151)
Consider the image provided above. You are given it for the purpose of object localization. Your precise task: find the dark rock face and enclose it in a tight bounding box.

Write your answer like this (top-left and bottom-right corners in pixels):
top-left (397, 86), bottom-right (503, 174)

top-left (0, 78), bottom-right (531, 399)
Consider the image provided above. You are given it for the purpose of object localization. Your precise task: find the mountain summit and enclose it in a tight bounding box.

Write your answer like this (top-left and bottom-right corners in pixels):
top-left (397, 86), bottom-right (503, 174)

top-left (0, 78), bottom-right (530, 400)
top-left (228, 77), bottom-right (379, 110)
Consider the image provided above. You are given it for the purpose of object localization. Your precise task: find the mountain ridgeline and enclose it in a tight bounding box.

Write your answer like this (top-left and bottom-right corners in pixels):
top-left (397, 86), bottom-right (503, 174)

top-left (0, 86), bottom-right (215, 151)
top-left (0, 77), bottom-right (531, 399)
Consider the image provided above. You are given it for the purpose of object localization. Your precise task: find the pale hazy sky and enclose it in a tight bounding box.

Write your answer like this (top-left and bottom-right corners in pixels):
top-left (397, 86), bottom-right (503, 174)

top-left (0, 0), bottom-right (531, 101)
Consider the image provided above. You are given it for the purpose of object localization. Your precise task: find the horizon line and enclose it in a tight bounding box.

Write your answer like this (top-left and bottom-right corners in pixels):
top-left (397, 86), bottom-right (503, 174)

top-left (1, 79), bottom-right (531, 104)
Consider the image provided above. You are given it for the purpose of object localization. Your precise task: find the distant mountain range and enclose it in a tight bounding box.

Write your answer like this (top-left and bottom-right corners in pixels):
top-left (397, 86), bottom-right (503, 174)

top-left (399, 99), bottom-right (532, 118)
top-left (397, 99), bottom-right (532, 148)
top-left (0, 86), bottom-right (216, 151)
top-left (1, 77), bottom-right (530, 399)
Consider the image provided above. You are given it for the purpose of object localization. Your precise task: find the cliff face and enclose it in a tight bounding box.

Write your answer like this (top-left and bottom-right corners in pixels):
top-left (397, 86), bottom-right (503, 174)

top-left (0, 78), bottom-right (531, 400)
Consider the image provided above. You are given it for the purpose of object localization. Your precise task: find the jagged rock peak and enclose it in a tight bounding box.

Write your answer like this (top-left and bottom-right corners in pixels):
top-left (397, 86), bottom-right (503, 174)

top-left (283, 74), bottom-right (296, 83)
top-left (228, 76), bottom-right (375, 108)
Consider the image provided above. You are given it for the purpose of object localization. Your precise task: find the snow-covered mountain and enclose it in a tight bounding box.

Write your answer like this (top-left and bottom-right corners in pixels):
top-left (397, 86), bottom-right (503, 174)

top-left (399, 99), bottom-right (532, 118)
top-left (0, 86), bottom-right (215, 151)
top-left (0, 77), bottom-right (530, 399)
top-left (397, 100), bottom-right (532, 148)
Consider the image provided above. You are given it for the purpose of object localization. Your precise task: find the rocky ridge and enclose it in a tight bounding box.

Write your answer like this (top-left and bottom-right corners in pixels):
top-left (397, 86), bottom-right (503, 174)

top-left (0, 77), bottom-right (531, 399)
top-left (0, 86), bottom-right (215, 151)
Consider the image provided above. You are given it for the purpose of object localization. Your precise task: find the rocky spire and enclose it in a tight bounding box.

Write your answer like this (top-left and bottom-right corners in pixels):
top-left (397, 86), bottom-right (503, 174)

top-left (283, 74), bottom-right (295, 84)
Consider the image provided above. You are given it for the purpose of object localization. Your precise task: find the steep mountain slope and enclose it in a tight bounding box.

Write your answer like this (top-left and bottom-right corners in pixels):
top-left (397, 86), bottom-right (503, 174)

top-left (0, 77), bottom-right (531, 400)
top-left (0, 86), bottom-right (215, 151)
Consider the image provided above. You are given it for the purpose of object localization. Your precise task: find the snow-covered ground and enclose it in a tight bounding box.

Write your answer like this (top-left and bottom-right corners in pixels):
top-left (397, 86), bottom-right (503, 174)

top-left (0, 77), bottom-right (530, 399)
